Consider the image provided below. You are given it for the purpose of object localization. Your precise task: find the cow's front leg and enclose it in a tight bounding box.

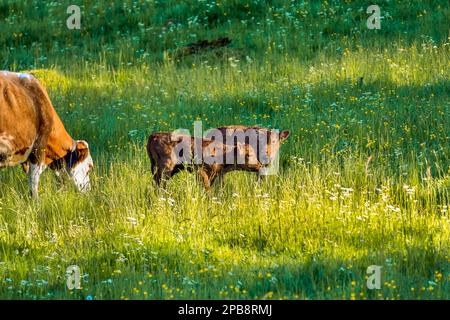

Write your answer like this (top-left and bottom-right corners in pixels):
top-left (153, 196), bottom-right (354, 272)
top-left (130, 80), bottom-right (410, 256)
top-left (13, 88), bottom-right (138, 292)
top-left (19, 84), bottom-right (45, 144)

top-left (28, 162), bottom-right (47, 198)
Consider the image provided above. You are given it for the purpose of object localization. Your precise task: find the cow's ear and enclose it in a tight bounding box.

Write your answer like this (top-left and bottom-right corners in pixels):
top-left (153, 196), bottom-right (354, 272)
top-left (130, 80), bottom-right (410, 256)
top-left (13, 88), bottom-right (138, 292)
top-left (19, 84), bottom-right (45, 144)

top-left (77, 140), bottom-right (89, 150)
top-left (76, 140), bottom-right (90, 164)
top-left (279, 130), bottom-right (290, 142)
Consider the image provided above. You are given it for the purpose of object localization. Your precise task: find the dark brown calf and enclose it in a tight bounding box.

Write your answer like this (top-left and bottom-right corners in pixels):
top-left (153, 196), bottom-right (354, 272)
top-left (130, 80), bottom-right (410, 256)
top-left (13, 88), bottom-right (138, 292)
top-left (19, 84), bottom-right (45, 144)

top-left (147, 132), bottom-right (261, 189)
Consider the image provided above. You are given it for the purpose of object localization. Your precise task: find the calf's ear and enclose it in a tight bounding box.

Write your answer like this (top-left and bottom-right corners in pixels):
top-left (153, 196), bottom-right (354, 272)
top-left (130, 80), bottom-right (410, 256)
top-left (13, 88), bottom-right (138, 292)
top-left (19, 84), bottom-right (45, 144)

top-left (279, 130), bottom-right (290, 141)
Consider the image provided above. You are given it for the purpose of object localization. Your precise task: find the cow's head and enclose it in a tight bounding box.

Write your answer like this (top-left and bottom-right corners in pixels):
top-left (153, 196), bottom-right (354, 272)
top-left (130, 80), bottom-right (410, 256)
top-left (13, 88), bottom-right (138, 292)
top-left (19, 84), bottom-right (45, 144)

top-left (66, 140), bottom-right (94, 192)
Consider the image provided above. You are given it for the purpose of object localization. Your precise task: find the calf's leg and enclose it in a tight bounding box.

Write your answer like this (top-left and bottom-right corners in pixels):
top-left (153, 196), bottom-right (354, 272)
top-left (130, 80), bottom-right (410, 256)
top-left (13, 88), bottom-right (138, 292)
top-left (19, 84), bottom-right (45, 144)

top-left (154, 165), bottom-right (174, 187)
top-left (209, 171), bottom-right (225, 187)
top-left (197, 169), bottom-right (212, 191)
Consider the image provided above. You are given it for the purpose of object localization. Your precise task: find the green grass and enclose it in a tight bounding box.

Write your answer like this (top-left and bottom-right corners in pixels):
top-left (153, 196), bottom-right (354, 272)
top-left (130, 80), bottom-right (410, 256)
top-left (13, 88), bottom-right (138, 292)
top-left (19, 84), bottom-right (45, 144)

top-left (0, 0), bottom-right (449, 299)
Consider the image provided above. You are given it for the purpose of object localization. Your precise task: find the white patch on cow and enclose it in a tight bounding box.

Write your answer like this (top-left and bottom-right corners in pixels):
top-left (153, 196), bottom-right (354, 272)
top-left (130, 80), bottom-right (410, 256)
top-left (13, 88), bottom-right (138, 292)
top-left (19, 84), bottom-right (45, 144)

top-left (70, 154), bottom-right (93, 192)
top-left (0, 133), bottom-right (14, 143)
top-left (18, 73), bottom-right (32, 80)
top-left (0, 134), bottom-right (12, 160)
top-left (0, 71), bottom-right (33, 80)
top-left (0, 134), bottom-right (14, 166)
top-left (28, 163), bottom-right (47, 198)
top-left (0, 134), bottom-right (33, 167)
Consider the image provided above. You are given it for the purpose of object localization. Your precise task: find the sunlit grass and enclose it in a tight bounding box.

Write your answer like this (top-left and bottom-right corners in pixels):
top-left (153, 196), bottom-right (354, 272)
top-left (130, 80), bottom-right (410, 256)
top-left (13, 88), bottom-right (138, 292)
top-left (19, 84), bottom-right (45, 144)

top-left (0, 0), bottom-right (449, 300)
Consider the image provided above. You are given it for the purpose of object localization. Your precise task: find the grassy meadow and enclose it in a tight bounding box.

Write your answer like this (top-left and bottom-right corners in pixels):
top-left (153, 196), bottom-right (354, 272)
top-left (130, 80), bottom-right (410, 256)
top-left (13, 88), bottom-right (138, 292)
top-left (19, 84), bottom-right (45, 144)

top-left (0, 0), bottom-right (449, 299)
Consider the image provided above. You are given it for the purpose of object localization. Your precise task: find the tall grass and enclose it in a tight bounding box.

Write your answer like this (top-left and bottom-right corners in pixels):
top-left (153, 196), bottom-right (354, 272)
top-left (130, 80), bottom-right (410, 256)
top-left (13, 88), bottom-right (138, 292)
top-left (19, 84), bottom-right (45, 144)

top-left (0, 0), bottom-right (449, 299)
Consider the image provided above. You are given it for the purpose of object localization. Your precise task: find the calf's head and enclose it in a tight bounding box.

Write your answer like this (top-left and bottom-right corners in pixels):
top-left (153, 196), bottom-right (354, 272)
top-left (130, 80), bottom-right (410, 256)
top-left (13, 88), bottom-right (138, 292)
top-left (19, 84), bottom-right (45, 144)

top-left (234, 142), bottom-right (262, 171)
top-left (262, 129), bottom-right (290, 165)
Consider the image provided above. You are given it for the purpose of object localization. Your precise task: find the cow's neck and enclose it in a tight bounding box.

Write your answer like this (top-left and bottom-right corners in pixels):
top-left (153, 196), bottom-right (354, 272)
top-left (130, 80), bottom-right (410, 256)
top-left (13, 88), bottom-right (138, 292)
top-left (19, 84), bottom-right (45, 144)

top-left (45, 108), bottom-right (76, 165)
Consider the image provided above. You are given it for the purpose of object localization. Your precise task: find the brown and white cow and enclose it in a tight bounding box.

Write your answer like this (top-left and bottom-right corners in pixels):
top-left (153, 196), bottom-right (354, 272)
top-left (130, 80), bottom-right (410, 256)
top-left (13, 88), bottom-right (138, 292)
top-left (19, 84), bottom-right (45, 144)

top-left (0, 71), bottom-right (93, 197)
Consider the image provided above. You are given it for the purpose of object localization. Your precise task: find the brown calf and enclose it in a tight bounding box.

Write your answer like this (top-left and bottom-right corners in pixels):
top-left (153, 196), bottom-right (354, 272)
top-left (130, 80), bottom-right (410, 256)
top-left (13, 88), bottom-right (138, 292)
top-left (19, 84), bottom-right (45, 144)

top-left (147, 132), bottom-right (262, 189)
top-left (216, 125), bottom-right (290, 174)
